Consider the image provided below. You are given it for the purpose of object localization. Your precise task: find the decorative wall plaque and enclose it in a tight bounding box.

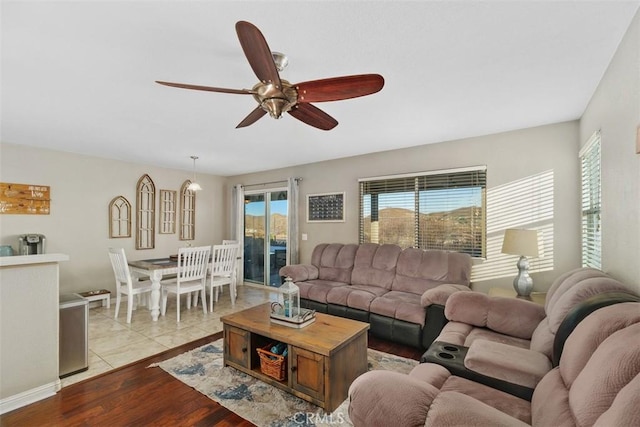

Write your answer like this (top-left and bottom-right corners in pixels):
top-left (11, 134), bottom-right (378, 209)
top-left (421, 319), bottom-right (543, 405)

top-left (307, 192), bottom-right (345, 222)
top-left (109, 196), bottom-right (132, 238)
top-left (159, 189), bottom-right (177, 234)
top-left (0, 182), bottom-right (51, 214)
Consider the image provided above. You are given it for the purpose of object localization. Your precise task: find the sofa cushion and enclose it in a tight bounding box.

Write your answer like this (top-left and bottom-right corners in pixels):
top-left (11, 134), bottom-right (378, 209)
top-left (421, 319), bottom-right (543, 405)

top-left (529, 275), bottom-right (633, 358)
top-left (326, 284), bottom-right (389, 311)
top-left (369, 291), bottom-right (425, 324)
top-left (297, 279), bottom-right (349, 303)
top-left (392, 248), bottom-right (472, 294)
top-left (310, 243), bottom-right (359, 283)
top-left (350, 243), bottom-right (401, 289)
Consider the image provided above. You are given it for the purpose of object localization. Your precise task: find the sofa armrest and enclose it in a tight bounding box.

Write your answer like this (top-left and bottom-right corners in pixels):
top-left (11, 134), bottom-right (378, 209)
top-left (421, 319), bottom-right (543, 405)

top-left (465, 339), bottom-right (552, 389)
top-left (445, 291), bottom-right (546, 340)
top-left (348, 371), bottom-right (437, 427)
top-left (421, 284), bottom-right (472, 307)
top-left (278, 264), bottom-right (319, 282)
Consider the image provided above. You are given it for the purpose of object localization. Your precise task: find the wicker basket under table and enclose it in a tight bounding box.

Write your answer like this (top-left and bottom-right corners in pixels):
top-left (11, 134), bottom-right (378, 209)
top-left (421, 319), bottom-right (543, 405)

top-left (257, 344), bottom-right (287, 381)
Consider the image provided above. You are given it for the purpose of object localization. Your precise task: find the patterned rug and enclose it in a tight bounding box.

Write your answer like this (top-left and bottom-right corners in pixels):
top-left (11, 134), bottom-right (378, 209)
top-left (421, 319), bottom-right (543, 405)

top-left (152, 339), bottom-right (418, 427)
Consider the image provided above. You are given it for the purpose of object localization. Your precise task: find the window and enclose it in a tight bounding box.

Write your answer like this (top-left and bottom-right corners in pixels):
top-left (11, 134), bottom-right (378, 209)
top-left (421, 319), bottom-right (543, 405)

top-left (359, 166), bottom-right (486, 257)
top-left (580, 131), bottom-right (601, 269)
top-left (180, 180), bottom-right (196, 240)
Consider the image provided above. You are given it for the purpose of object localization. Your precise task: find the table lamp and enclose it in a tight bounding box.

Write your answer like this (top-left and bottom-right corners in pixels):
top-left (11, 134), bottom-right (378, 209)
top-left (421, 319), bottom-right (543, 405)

top-left (501, 228), bottom-right (540, 297)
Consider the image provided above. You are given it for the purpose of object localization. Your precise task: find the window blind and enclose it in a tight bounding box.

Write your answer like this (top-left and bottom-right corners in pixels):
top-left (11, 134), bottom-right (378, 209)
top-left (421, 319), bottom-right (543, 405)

top-left (580, 131), bottom-right (601, 269)
top-left (359, 166), bottom-right (486, 257)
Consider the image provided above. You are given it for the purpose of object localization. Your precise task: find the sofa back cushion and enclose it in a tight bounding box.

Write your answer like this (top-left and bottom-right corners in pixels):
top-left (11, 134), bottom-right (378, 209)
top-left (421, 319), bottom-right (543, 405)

top-left (531, 302), bottom-right (640, 427)
top-left (392, 248), bottom-right (472, 295)
top-left (350, 243), bottom-right (402, 289)
top-left (310, 243), bottom-right (359, 283)
top-left (529, 270), bottom-right (634, 358)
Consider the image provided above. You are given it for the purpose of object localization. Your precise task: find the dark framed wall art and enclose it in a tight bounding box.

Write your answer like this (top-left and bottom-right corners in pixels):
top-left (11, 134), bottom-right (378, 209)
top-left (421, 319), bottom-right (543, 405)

top-left (307, 192), bottom-right (345, 222)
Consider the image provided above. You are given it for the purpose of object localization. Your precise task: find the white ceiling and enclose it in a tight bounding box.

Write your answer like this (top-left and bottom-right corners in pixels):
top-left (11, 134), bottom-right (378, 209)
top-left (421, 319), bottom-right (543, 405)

top-left (2, 1), bottom-right (638, 176)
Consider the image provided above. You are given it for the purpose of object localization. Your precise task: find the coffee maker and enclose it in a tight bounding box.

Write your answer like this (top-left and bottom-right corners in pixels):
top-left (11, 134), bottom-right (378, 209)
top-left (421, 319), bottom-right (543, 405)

top-left (18, 234), bottom-right (46, 255)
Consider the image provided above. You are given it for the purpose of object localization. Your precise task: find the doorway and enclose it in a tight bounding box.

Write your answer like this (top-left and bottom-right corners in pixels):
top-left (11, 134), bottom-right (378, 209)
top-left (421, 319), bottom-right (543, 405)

top-left (243, 189), bottom-right (288, 286)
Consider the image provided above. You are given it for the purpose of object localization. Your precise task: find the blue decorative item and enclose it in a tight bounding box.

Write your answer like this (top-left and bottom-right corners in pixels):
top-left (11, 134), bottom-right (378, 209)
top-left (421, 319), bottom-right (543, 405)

top-left (284, 299), bottom-right (290, 316)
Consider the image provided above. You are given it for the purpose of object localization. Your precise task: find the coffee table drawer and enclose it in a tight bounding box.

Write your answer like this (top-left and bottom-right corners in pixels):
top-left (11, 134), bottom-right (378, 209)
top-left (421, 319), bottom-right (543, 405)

top-left (290, 346), bottom-right (324, 401)
top-left (224, 325), bottom-right (250, 368)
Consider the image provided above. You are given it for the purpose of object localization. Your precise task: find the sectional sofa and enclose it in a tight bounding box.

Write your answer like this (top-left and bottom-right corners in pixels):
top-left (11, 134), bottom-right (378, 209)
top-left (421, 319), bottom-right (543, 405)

top-left (279, 243), bottom-right (473, 348)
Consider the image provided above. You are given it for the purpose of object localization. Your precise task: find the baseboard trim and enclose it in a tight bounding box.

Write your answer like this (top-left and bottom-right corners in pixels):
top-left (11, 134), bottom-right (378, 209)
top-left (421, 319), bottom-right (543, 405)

top-left (0, 379), bottom-right (61, 415)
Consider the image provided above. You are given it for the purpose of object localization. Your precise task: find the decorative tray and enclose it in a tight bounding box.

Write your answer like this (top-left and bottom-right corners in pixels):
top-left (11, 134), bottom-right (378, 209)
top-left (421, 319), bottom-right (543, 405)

top-left (270, 303), bottom-right (316, 328)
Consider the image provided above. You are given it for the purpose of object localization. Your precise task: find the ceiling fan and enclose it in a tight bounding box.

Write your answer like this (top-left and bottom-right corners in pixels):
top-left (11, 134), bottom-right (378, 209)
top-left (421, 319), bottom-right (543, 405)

top-left (156, 21), bottom-right (384, 131)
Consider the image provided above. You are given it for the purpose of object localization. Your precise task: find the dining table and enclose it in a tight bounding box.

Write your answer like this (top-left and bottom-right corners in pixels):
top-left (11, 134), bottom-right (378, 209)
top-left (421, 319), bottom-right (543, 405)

top-left (127, 257), bottom-right (181, 321)
top-left (128, 252), bottom-right (239, 321)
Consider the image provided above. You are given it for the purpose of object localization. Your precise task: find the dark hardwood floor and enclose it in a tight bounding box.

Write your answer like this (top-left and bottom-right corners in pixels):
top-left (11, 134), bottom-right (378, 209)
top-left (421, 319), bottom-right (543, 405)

top-left (0, 332), bottom-right (422, 426)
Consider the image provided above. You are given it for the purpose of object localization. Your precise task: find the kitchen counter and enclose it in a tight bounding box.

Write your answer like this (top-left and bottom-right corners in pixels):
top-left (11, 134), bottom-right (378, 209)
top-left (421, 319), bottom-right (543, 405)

top-left (0, 253), bottom-right (69, 267)
top-left (0, 253), bottom-right (69, 414)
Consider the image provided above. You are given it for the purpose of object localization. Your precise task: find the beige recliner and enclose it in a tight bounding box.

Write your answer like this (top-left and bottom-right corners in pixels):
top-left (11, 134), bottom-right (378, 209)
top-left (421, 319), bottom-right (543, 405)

top-left (422, 267), bottom-right (635, 393)
top-left (348, 301), bottom-right (640, 426)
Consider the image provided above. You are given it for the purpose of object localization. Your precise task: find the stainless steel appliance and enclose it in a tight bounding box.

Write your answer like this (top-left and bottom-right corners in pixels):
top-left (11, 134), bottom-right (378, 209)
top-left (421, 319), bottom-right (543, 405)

top-left (18, 234), bottom-right (46, 255)
top-left (59, 293), bottom-right (89, 378)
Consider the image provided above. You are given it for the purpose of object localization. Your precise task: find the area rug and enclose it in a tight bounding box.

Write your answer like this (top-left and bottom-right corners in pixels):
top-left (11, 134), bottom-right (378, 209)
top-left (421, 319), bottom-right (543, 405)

top-left (151, 339), bottom-right (418, 427)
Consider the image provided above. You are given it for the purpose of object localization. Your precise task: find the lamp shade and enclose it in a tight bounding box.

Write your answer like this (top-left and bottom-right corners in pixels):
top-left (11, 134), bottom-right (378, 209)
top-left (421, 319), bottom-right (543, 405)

top-left (502, 229), bottom-right (539, 257)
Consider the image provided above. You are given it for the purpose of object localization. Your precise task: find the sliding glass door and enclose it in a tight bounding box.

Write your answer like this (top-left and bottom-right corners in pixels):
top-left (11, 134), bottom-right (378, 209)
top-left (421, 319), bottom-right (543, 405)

top-left (244, 189), bottom-right (288, 286)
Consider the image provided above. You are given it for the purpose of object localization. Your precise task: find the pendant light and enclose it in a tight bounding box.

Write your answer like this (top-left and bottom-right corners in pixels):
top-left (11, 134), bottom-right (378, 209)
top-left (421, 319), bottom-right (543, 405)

top-left (187, 155), bottom-right (202, 191)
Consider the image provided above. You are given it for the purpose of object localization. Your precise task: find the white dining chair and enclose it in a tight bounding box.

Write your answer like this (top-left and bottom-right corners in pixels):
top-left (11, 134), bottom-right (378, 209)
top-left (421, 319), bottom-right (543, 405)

top-left (108, 247), bottom-right (152, 324)
top-left (220, 240), bottom-right (239, 295)
top-left (161, 245), bottom-right (210, 322)
top-left (209, 243), bottom-right (240, 312)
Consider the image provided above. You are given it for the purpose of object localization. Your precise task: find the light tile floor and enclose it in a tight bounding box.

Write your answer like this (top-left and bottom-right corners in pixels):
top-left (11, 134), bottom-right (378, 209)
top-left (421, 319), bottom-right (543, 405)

top-left (61, 284), bottom-right (280, 387)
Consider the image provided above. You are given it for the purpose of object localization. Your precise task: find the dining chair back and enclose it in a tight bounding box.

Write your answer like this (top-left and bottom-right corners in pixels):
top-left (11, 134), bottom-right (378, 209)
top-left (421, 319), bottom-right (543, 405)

top-left (219, 240), bottom-right (240, 295)
top-left (161, 245), bottom-right (211, 322)
top-left (209, 243), bottom-right (240, 311)
top-left (108, 247), bottom-right (152, 323)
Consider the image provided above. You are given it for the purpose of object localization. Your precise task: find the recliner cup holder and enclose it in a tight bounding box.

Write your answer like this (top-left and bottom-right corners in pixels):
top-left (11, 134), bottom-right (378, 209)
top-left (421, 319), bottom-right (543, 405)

top-left (421, 341), bottom-right (467, 365)
top-left (438, 352), bottom-right (455, 359)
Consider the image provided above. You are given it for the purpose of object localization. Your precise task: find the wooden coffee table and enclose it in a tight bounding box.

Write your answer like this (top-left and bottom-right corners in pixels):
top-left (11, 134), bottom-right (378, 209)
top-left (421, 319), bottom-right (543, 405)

top-left (221, 302), bottom-right (369, 412)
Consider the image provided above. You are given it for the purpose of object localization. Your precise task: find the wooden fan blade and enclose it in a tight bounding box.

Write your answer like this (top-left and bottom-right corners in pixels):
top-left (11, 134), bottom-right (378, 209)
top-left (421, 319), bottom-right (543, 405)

top-left (288, 103), bottom-right (338, 131)
top-left (236, 107), bottom-right (267, 128)
top-left (156, 81), bottom-right (254, 95)
top-left (235, 21), bottom-right (282, 87)
top-left (295, 74), bottom-right (384, 103)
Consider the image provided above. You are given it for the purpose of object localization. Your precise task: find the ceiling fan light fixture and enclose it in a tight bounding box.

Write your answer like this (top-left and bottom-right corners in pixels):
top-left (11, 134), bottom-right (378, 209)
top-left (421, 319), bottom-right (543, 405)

top-left (271, 52), bottom-right (288, 72)
top-left (261, 97), bottom-right (293, 119)
top-left (187, 155), bottom-right (202, 191)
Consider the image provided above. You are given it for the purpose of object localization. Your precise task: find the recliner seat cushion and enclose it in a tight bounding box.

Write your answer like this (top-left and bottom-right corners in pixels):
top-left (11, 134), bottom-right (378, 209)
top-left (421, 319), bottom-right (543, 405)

top-left (297, 279), bottom-right (349, 303)
top-left (370, 291), bottom-right (426, 324)
top-left (326, 284), bottom-right (388, 311)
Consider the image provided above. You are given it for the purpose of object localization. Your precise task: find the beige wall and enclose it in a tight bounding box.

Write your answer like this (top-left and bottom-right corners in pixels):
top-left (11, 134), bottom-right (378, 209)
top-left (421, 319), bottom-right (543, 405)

top-left (2, 12), bottom-right (636, 297)
top-left (580, 10), bottom-right (640, 292)
top-left (227, 120), bottom-right (582, 293)
top-left (0, 143), bottom-right (227, 294)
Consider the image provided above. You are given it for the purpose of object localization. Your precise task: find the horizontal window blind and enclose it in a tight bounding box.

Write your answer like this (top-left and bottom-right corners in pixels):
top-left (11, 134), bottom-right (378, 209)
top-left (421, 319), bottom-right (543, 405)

top-left (359, 167), bottom-right (486, 257)
top-left (580, 131), bottom-right (601, 269)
